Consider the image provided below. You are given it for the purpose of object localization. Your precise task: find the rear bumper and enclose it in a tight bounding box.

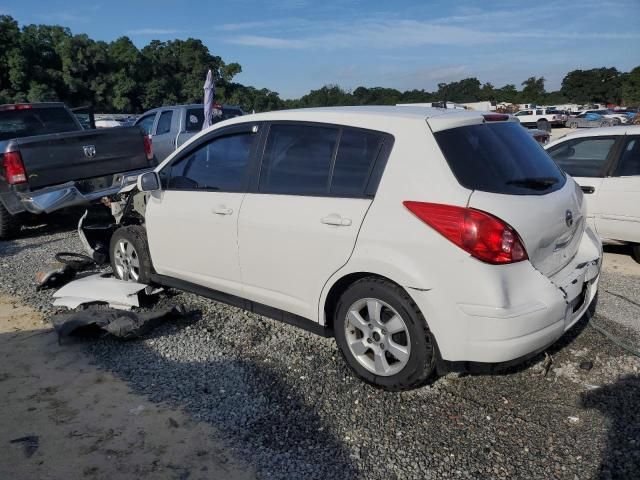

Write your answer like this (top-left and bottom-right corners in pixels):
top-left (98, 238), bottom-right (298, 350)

top-left (18, 168), bottom-right (151, 214)
top-left (410, 226), bottom-right (602, 364)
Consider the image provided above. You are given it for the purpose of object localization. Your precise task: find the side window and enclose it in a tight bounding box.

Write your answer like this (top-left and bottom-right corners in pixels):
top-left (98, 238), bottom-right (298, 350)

top-left (536, 109), bottom-right (543, 115)
top-left (136, 114), bottom-right (156, 135)
top-left (185, 109), bottom-right (204, 132)
top-left (259, 124), bottom-right (338, 195)
top-left (330, 129), bottom-right (383, 195)
top-left (166, 132), bottom-right (255, 191)
top-left (156, 111), bottom-right (173, 135)
top-left (548, 137), bottom-right (616, 177)
top-left (615, 138), bottom-right (640, 176)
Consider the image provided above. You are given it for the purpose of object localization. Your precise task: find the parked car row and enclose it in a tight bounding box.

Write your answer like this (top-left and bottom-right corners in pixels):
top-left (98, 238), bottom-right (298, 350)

top-left (79, 106), bottom-right (602, 390)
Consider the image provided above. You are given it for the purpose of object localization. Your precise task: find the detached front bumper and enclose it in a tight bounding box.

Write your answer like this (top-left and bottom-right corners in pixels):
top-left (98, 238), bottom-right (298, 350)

top-left (18, 169), bottom-right (151, 214)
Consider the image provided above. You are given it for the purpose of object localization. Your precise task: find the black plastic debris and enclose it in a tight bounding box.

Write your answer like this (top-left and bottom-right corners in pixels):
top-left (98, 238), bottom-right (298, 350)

top-left (50, 305), bottom-right (186, 341)
top-left (10, 435), bottom-right (39, 458)
top-left (35, 252), bottom-right (97, 291)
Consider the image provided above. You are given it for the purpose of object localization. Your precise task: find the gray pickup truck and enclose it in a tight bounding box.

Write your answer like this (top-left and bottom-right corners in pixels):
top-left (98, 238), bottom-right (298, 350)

top-left (0, 102), bottom-right (154, 238)
top-left (134, 103), bottom-right (243, 162)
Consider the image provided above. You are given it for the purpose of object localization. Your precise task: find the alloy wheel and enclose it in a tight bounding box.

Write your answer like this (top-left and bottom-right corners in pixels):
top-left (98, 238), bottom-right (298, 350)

top-left (113, 239), bottom-right (141, 282)
top-left (344, 298), bottom-right (411, 376)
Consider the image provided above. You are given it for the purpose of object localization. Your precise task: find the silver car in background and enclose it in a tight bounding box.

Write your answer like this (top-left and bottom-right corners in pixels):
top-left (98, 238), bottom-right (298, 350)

top-left (566, 112), bottom-right (614, 129)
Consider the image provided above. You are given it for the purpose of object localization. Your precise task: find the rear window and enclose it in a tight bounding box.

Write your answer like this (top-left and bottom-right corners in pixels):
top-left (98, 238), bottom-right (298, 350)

top-left (434, 122), bottom-right (566, 195)
top-left (0, 107), bottom-right (79, 141)
top-left (185, 107), bottom-right (244, 132)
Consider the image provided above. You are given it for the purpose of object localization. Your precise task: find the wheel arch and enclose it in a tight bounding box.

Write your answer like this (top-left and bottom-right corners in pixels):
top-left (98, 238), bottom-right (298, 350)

top-left (322, 271), bottom-right (409, 330)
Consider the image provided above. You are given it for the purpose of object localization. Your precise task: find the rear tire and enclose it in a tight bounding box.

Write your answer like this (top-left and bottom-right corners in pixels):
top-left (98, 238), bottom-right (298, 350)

top-left (569, 121), bottom-right (578, 129)
top-left (109, 225), bottom-right (152, 283)
top-left (333, 277), bottom-right (436, 391)
top-left (0, 203), bottom-right (20, 239)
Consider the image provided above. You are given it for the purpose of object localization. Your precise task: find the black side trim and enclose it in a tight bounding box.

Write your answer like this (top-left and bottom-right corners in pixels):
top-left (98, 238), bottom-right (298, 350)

top-left (150, 273), bottom-right (334, 338)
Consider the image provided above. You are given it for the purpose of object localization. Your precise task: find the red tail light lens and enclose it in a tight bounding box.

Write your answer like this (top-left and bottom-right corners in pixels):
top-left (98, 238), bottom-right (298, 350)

top-left (403, 201), bottom-right (528, 264)
top-left (143, 134), bottom-right (153, 161)
top-left (2, 150), bottom-right (27, 184)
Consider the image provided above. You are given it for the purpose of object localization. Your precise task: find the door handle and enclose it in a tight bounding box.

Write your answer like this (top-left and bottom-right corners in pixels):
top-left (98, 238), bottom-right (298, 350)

top-left (581, 185), bottom-right (595, 194)
top-left (213, 206), bottom-right (233, 215)
top-left (321, 214), bottom-right (352, 226)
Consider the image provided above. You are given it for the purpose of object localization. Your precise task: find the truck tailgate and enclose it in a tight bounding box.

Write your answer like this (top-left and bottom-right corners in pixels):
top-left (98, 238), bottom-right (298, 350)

top-left (15, 127), bottom-right (149, 190)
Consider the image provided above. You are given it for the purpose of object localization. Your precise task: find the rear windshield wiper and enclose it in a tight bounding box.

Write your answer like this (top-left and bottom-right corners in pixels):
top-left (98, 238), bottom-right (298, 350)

top-left (506, 177), bottom-right (559, 190)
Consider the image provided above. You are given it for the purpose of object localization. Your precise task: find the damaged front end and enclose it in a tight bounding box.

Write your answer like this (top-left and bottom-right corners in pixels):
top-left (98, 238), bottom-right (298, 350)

top-left (78, 183), bottom-right (149, 264)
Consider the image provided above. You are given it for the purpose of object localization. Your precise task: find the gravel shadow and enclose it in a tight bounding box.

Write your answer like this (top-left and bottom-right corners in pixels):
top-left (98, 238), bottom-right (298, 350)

top-left (581, 375), bottom-right (640, 479)
top-left (84, 311), bottom-right (359, 480)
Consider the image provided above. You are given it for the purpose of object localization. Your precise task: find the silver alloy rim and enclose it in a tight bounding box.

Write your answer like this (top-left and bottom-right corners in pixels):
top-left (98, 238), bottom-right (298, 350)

top-left (344, 298), bottom-right (411, 377)
top-left (113, 239), bottom-right (140, 282)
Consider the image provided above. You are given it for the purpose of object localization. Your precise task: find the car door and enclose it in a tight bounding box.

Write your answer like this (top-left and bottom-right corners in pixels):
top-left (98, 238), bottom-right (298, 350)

top-left (145, 123), bottom-right (260, 295)
top-left (238, 122), bottom-right (390, 321)
top-left (596, 136), bottom-right (640, 242)
top-left (546, 135), bottom-right (619, 233)
top-left (152, 110), bottom-right (176, 162)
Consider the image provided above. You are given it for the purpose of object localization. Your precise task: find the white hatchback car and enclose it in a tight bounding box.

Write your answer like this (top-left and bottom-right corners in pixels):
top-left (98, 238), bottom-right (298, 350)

top-left (106, 107), bottom-right (602, 390)
top-left (545, 126), bottom-right (640, 262)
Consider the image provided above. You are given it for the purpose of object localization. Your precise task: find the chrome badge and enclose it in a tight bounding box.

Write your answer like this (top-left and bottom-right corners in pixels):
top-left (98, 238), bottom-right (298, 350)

top-left (83, 145), bottom-right (96, 158)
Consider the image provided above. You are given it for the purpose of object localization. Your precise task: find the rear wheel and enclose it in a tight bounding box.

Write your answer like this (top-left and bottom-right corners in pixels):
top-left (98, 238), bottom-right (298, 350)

top-left (0, 203), bottom-right (20, 239)
top-left (333, 277), bottom-right (436, 391)
top-left (601, 121), bottom-right (610, 127)
top-left (109, 226), bottom-right (152, 283)
top-left (569, 121), bottom-right (578, 129)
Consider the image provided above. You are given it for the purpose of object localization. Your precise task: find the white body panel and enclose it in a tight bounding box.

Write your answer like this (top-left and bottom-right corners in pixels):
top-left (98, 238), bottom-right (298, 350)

top-left (238, 195), bottom-right (371, 320)
top-left (145, 190), bottom-right (245, 296)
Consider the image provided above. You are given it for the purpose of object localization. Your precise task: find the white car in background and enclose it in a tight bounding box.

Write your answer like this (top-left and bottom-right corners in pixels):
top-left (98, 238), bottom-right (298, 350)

top-left (95, 106), bottom-right (601, 390)
top-left (546, 126), bottom-right (640, 261)
top-left (576, 109), bottom-right (628, 125)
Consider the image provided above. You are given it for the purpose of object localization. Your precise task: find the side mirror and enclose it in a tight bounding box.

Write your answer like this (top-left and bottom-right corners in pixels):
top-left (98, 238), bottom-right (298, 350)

top-left (137, 171), bottom-right (160, 192)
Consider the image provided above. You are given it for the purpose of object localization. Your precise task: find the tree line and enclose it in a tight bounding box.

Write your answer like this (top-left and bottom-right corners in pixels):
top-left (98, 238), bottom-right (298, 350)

top-left (1, 15), bottom-right (639, 114)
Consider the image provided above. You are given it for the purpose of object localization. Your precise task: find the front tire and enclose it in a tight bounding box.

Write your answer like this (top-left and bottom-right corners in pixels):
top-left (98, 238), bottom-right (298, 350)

top-left (109, 226), bottom-right (152, 283)
top-left (333, 277), bottom-right (436, 391)
top-left (537, 119), bottom-right (551, 132)
top-left (0, 203), bottom-right (20, 239)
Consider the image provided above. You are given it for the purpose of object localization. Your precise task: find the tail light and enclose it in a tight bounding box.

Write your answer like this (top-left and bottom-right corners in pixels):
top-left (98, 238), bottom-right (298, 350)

top-left (403, 201), bottom-right (528, 264)
top-left (2, 150), bottom-right (27, 184)
top-left (143, 134), bottom-right (153, 161)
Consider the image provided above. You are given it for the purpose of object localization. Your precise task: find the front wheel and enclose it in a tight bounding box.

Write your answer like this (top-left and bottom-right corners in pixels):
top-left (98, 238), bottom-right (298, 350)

top-left (537, 119), bottom-right (551, 132)
top-left (569, 121), bottom-right (578, 129)
top-left (333, 277), bottom-right (436, 391)
top-left (109, 225), bottom-right (152, 283)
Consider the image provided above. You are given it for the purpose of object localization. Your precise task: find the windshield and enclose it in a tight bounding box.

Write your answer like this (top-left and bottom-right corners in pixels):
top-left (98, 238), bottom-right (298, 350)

top-left (0, 107), bottom-right (79, 141)
top-left (434, 122), bottom-right (566, 195)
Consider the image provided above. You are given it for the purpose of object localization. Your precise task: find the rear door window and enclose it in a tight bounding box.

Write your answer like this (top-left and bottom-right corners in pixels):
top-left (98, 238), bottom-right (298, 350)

top-left (167, 132), bottom-right (256, 191)
top-left (330, 129), bottom-right (383, 195)
top-left (547, 137), bottom-right (616, 177)
top-left (614, 137), bottom-right (640, 176)
top-left (185, 108), bottom-right (204, 132)
top-left (155, 111), bottom-right (173, 135)
top-left (259, 124), bottom-right (338, 195)
top-left (434, 122), bottom-right (566, 195)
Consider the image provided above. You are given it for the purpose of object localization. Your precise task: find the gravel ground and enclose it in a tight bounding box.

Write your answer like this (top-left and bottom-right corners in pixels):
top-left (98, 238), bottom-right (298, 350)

top-left (1, 215), bottom-right (640, 480)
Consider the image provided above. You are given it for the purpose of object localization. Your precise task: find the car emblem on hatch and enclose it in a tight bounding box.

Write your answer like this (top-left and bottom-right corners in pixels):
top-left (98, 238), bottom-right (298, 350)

top-left (83, 145), bottom-right (96, 158)
top-left (565, 210), bottom-right (574, 228)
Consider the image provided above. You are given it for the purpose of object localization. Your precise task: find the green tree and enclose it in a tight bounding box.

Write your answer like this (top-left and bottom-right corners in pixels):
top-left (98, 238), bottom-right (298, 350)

top-left (521, 76), bottom-right (546, 104)
top-left (620, 67), bottom-right (640, 106)
top-left (561, 68), bottom-right (622, 104)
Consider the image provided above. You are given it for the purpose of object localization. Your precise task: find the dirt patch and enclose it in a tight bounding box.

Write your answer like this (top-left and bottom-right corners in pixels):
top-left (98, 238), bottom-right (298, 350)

top-left (0, 294), bottom-right (255, 480)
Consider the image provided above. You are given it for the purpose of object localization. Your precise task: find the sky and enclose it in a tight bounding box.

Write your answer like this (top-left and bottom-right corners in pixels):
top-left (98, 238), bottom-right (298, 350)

top-left (2, 0), bottom-right (640, 99)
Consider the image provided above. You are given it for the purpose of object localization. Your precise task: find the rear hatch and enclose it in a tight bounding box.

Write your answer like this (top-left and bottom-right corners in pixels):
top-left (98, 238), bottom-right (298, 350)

top-left (15, 127), bottom-right (149, 190)
top-left (431, 118), bottom-right (585, 277)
